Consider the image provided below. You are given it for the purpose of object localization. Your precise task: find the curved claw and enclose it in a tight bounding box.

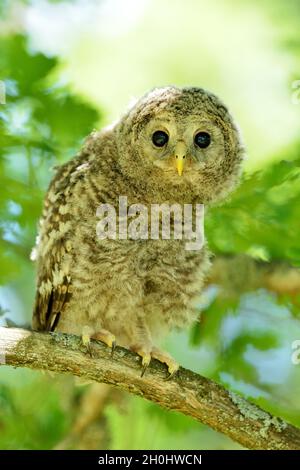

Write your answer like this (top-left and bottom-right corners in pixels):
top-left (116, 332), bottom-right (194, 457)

top-left (141, 364), bottom-right (147, 378)
top-left (92, 330), bottom-right (116, 355)
top-left (140, 353), bottom-right (151, 377)
top-left (81, 327), bottom-right (94, 357)
top-left (81, 338), bottom-right (94, 358)
top-left (151, 347), bottom-right (179, 380)
top-left (86, 342), bottom-right (94, 358)
top-left (111, 340), bottom-right (116, 357)
top-left (165, 366), bottom-right (179, 381)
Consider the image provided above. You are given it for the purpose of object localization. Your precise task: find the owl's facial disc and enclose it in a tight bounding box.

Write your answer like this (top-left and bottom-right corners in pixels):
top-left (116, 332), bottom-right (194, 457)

top-left (117, 87), bottom-right (244, 204)
top-left (141, 113), bottom-right (221, 179)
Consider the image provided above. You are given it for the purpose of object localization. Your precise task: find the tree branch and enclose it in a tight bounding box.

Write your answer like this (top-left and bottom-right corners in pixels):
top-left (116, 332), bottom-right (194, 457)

top-left (0, 327), bottom-right (299, 450)
top-left (209, 255), bottom-right (300, 298)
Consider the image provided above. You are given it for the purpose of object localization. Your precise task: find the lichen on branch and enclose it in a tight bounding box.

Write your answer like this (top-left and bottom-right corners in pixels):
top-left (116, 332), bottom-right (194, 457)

top-left (0, 327), bottom-right (299, 450)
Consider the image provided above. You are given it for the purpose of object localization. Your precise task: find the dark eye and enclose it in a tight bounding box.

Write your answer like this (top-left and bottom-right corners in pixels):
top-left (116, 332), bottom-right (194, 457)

top-left (194, 132), bottom-right (211, 149)
top-left (152, 130), bottom-right (169, 147)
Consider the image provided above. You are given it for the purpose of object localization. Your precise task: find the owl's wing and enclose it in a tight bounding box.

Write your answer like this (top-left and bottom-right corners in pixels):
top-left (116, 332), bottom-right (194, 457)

top-left (32, 150), bottom-right (91, 331)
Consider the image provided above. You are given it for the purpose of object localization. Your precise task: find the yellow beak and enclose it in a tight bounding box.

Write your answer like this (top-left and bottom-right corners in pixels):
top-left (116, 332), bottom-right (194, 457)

top-left (176, 156), bottom-right (184, 176)
top-left (175, 142), bottom-right (186, 176)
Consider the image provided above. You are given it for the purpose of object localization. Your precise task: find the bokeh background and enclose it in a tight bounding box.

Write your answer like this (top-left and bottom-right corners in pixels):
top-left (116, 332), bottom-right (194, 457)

top-left (0, 0), bottom-right (300, 450)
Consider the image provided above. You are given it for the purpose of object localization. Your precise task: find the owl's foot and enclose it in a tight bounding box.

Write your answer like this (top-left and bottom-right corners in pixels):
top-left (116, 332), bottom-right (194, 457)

top-left (151, 347), bottom-right (179, 379)
top-left (131, 344), bottom-right (179, 378)
top-left (81, 326), bottom-right (116, 357)
top-left (130, 345), bottom-right (152, 377)
top-left (81, 326), bottom-right (94, 357)
top-left (92, 329), bottom-right (116, 357)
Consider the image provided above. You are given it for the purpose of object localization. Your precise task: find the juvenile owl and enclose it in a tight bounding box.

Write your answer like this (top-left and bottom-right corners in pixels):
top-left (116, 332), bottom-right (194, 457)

top-left (32, 86), bottom-right (244, 376)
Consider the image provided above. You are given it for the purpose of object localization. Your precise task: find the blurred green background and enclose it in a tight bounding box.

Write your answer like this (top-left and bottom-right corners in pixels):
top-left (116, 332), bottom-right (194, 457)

top-left (0, 0), bottom-right (300, 450)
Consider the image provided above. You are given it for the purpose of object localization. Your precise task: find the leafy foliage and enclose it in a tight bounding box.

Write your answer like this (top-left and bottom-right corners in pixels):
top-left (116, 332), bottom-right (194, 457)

top-left (207, 154), bottom-right (300, 265)
top-left (0, 35), bottom-right (99, 286)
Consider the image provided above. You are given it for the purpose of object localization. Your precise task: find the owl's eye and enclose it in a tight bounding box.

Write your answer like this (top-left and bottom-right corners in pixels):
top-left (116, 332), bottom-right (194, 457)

top-left (194, 132), bottom-right (211, 149)
top-left (152, 130), bottom-right (169, 147)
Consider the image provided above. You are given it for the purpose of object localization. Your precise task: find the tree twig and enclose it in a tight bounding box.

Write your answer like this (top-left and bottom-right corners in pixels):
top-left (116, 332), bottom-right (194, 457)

top-left (0, 327), bottom-right (299, 450)
top-left (209, 255), bottom-right (300, 298)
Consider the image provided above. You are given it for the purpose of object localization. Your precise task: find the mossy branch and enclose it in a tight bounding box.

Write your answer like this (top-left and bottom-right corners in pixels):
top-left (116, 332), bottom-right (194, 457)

top-left (0, 327), bottom-right (299, 450)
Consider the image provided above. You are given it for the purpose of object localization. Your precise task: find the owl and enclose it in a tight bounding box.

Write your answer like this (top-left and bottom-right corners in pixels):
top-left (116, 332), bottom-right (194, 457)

top-left (32, 86), bottom-right (244, 377)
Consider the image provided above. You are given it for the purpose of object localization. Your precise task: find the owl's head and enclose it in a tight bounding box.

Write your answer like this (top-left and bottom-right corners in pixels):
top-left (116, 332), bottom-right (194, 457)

top-left (115, 86), bottom-right (245, 204)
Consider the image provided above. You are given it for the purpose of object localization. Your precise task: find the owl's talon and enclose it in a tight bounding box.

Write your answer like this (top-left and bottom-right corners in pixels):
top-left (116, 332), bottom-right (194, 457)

top-left (111, 340), bottom-right (116, 357)
top-left (130, 346), bottom-right (152, 377)
top-left (141, 365), bottom-right (147, 378)
top-left (140, 353), bottom-right (151, 377)
top-left (167, 362), bottom-right (179, 379)
top-left (86, 342), bottom-right (94, 358)
top-left (165, 367), bottom-right (179, 381)
top-left (151, 347), bottom-right (179, 379)
top-left (81, 329), bottom-right (94, 357)
top-left (92, 329), bottom-right (116, 354)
